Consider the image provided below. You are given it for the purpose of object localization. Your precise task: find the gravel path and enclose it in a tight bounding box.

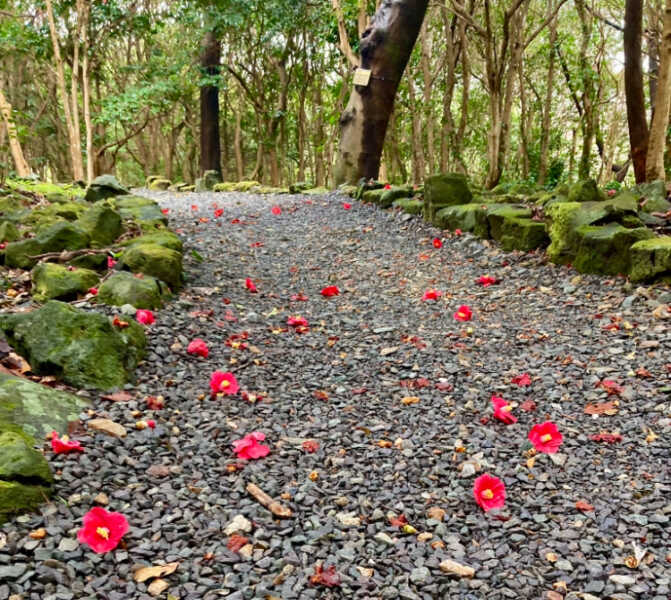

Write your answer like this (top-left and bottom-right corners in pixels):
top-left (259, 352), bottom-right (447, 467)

top-left (2, 189), bottom-right (670, 600)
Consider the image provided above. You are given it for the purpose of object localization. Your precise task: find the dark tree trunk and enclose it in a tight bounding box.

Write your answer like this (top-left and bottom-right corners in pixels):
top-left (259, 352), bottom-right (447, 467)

top-left (624, 0), bottom-right (649, 183)
top-left (335, 0), bottom-right (430, 185)
top-left (200, 31), bottom-right (221, 176)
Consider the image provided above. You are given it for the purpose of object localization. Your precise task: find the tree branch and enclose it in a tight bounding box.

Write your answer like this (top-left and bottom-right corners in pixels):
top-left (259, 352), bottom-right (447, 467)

top-left (332, 0), bottom-right (360, 68)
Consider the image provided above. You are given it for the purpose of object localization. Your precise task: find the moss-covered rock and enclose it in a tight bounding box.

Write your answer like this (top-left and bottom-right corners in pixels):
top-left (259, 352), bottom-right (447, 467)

top-left (110, 195), bottom-right (168, 228)
top-left (98, 271), bottom-right (169, 309)
top-left (67, 253), bottom-right (108, 271)
top-left (435, 203), bottom-right (491, 237)
top-left (633, 180), bottom-right (670, 214)
top-left (84, 174), bottom-right (130, 202)
top-left (339, 185), bottom-right (358, 198)
top-left (303, 187), bottom-right (330, 195)
top-left (5, 222), bottom-right (91, 269)
top-left (486, 205), bottom-right (533, 240)
top-left (498, 218), bottom-right (549, 251)
top-left (629, 236), bottom-right (671, 282)
top-left (423, 173), bottom-right (473, 225)
top-left (568, 179), bottom-right (604, 203)
top-left (573, 224), bottom-right (655, 275)
top-left (148, 178), bottom-right (171, 191)
top-left (361, 188), bottom-right (386, 204)
top-left (0, 373), bottom-right (88, 439)
top-left (121, 231), bottom-right (183, 253)
top-left (392, 197), bottom-right (423, 215)
top-left (121, 243), bottom-right (182, 290)
top-left (213, 182), bottom-right (236, 192)
top-left (0, 301), bottom-right (146, 390)
top-left (195, 170), bottom-right (222, 192)
top-left (289, 182), bottom-right (313, 194)
top-left (380, 187), bottom-right (412, 208)
top-left (20, 203), bottom-right (87, 231)
top-left (213, 181), bottom-right (261, 193)
top-left (31, 263), bottom-right (99, 302)
top-left (0, 221), bottom-right (19, 242)
top-left (76, 203), bottom-right (123, 247)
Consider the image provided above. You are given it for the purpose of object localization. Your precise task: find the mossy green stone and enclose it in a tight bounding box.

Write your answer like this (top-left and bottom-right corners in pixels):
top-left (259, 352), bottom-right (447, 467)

top-left (573, 224), bottom-right (654, 275)
top-left (148, 178), bottom-right (171, 190)
top-left (0, 431), bottom-right (53, 484)
top-left (546, 202), bottom-right (608, 265)
top-left (0, 300), bottom-right (146, 390)
top-left (423, 173), bottom-right (473, 225)
top-left (31, 263), bottom-right (99, 302)
top-left (0, 372), bottom-right (88, 439)
top-left (361, 188), bottom-right (386, 204)
top-left (633, 180), bottom-right (671, 214)
top-left (77, 203), bottom-right (123, 247)
top-left (232, 181), bottom-right (260, 192)
top-left (0, 480), bottom-right (51, 524)
top-left (435, 203), bottom-right (491, 237)
top-left (5, 222), bottom-right (91, 269)
top-left (497, 218), bottom-right (549, 251)
top-left (121, 243), bottom-right (182, 290)
top-left (629, 236), bottom-right (671, 282)
top-left (111, 195), bottom-right (168, 226)
top-left (98, 271), bottom-right (169, 309)
top-left (568, 179), bottom-right (604, 203)
top-left (486, 205), bottom-right (532, 241)
top-left (303, 187), bottom-right (330, 195)
top-left (392, 198), bottom-right (423, 215)
top-left (213, 182), bottom-right (237, 192)
top-left (0, 221), bottom-right (19, 242)
top-left (84, 175), bottom-right (129, 202)
top-left (289, 182), bottom-right (313, 194)
top-left (67, 253), bottom-right (107, 271)
top-left (379, 187), bottom-right (412, 208)
top-left (121, 231), bottom-right (183, 252)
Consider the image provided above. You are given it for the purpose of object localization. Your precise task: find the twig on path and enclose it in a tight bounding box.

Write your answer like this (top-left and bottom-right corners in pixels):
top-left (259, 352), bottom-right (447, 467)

top-left (246, 483), bottom-right (293, 518)
top-left (28, 248), bottom-right (117, 263)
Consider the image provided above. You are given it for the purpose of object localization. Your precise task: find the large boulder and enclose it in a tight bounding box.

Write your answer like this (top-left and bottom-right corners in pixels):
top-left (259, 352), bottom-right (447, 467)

top-left (120, 231), bottom-right (183, 253)
top-left (0, 372), bottom-right (88, 439)
top-left (392, 197), bottom-right (423, 215)
top-left (423, 173), bottom-right (473, 225)
top-left (0, 301), bottom-right (146, 390)
top-left (289, 181), bottom-right (313, 194)
top-left (5, 222), bottom-right (91, 269)
top-left (121, 243), bottom-right (182, 290)
top-left (0, 429), bottom-right (53, 523)
top-left (77, 203), bottom-right (123, 247)
top-left (434, 203), bottom-right (491, 237)
top-left (148, 178), bottom-right (171, 191)
top-left (31, 263), bottom-right (99, 302)
top-left (98, 271), bottom-right (169, 309)
top-left (568, 179), bottom-right (604, 203)
top-left (110, 195), bottom-right (168, 229)
top-left (195, 170), bottom-right (222, 192)
top-left (84, 174), bottom-right (129, 202)
top-left (572, 224), bottom-right (655, 276)
top-left (633, 180), bottom-right (671, 214)
top-left (0, 221), bottom-right (19, 242)
top-left (629, 236), bottom-right (671, 282)
top-left (486, 205), bottom-right (549, 251)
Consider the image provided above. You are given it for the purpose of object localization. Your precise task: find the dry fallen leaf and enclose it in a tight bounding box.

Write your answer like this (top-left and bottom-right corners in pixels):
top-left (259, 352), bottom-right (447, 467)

top-left (29, 528), bottom-right (47, 540)
top-left (584, 401), bottom-right (618, 415)
top-left (645, 428), bottom-right (658, 443)
top-left (427, 506), bottom-right (446, 521)
top-left (545, 552), bottom-right (558, 562)
top-left (439, 559), bottom-right (475, 578)
top-left (575, 499), bottom-right (594, 512)
top-left (147, 579), bottom-right (170, 597)
top-left (401, 396), bottom-right (420, 405)
top-left (134, 562), bottom-right (179, 583)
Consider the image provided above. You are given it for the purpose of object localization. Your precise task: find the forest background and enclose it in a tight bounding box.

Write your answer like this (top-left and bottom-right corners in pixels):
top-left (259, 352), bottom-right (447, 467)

top-left (0, 0), bottom-right (669, 191)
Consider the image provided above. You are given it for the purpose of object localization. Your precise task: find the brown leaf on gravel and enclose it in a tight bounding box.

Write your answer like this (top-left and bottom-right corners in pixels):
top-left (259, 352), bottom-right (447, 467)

top-left (401, 396), bottom-right (420, 405)
top-left (133, 562), bottom-right (179, 583)
top-left (227, 534), bottom-right (249, 552)
top-left (584, 401), bottom-right (618, 415)
top-left (313, 390), bottom-right (329, 401)
top-left (101, 391), bottom-right (132, 402)
top-left (575, 500), bottom-right (594, 512)
top-left (427, 506), bottom-right (446, 521)
top-left (146, 464), bottom-right (171, 478)
top-left (309, 564), bottom-right (341, 587)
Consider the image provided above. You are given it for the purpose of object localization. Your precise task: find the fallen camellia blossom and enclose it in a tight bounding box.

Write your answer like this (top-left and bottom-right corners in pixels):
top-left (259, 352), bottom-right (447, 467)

top-left (232, 432), bottom-right (270, 459)
top-left (250, 241), bottom-right (264, 247)
top-left (271, 205), bottom-right (282, 215)
top-left (422, 289), bottom-right (442, 301)
top-left (302, 440), bottom-right (319, 453)
top-left (146, 419), bottom-right (156, 429)
top-left (291, 292), bottom-right (308, 301)
top-left (51, 431), bottom-right (84, 454)
top-left (321, 285), bottom-right (340, 297)
top-left (454, 305), bottom-right (472, 321)
top-left (161, 208), bottom-right (169, 215)
top-left (597, 379), bottom-right (624, 396)
top-left (227, 534), bottom-right (249, 552)
top-left (107, 257), bottom-right (116, 269)
top-left (575, 499), bottom-right (595, 512)
top-left (343, 202), bottom-right (352, 210)
top-left (590, 432), bottom-right (623, 444)
top-left (491, 395), bottom-right (517, 424)
top-left (146, 396), bottom-right (164, 410)
top-left (136, 310), bottom-right (155, 325)
top-left (210, 371), bottom-right (239, 396)
top-left (88, 287), bottom-right (98, 296)
top-left (473, 473), bottom-right (505, 512)
top-left (77, 507), bottom-right (129, 553)
top-left (287, 315), bottom-right (309, 328)
top-left (112, 316), bottom-right (129, 329)
top-left (309, 564), bottom-right (341, 588)
top-left (214, 208), bottom-right (224, 218)
top-left (454, 229), bottom-right (463, 236)
top-left (478, 275), bottom-right (497, 287)
top-left (187, 338), bottom-right (209, 358)
top-left (384, 183), bottom-right (392, 190)
top-left (245, 278), bottom-right (258, 293)
top-left (528, 421), bottom-right (563, 454)
top-left (432, 237), bottom-right (442, 249)
top-left (511, 373), bottom-right (532, 386)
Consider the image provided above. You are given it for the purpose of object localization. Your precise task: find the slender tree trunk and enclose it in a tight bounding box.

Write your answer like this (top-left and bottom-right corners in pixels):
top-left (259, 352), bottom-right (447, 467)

top-left (79, 0), bottom-right (93, 182)
top-left (419, 17), bottom-right (435, 174)
top-left (646, 0), bottom-right (671, 181)
top-left (0, 84), bottom-right (31, 177)
top-left (335, 0), bottom-right (430, 184)
top-left (407, 75), bottom-right (425, 182)
top-left (624, 0), bottom-right (649, 182)
top-left (576, 0), bottom-right (595, 180)
top-left (234, 105), bottom-right (244, 180)
top-left (538, 14), bottom-right (558, 185)
top-left (200, 31), bottom-right (222, 176)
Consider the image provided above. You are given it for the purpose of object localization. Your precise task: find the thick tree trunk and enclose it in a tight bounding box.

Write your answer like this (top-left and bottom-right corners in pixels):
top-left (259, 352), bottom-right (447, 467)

top-left (624, 0), bottom-right (649, 183)
top-left (199, 31), bottom-right (222, 176)
top-left (335, 0), bottom-right (430, 184)
top-left (646, 0), bottom-right (671, 181)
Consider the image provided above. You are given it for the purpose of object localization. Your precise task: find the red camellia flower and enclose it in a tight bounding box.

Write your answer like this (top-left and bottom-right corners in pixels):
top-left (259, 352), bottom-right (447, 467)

top-left (250, 241), bottom-right (264, 248)
top-left (136, 309), bottom-right (155, 325)
top-left (478, 275), bottom-right (497, 287)
top-left (146, 396), bottom-right (164, 410)
top-left (287, 315), bottom-right (309, 328)
top-left (454, 229), bottom-right (463, 236)
top-left (302, 440), bottom-right (319, 453)
top-left (473, 473), bottom-right (506, 512)
top-left (0, 243), bottom-right (6, 250)
top-left (107, 257), bottom-right (116, 269)
top-left (146, 419), bottom-right (156, 429)
top-left (528, 421), bottom-right (563, 454)
top-left (321, 285), bottom-right (340, 297)
top-left (77, 507), bottom-right (129, 553)
top-left (343, 203), bottom-right (352, 210)
top-left (230, 218), bottom-right (241, 224)
top-left (187, 338), bottom-right (209, 358)
top-left (161, 208), bottom-right (169, 215)
top-left (210, 371), bottom-right (239, 396)
top-left (290, 293), bottom-right (308, 301)
top-left (432, 238), bottom-right (442, 249)
top-left (453, 305), bottom-right (472, 321)
top-left (214, 208), bottom-right (224, 218)
top-left (232, 432), bottom-right (270, 459)
top-left (491, 395), bottom-right (517, 424)
top-left (245, 278), bottom-right (258, 293)
top-left (191, 204), bottom-right (197, 211)
top-left (51, 431), bottom-right (84, 454)
top-left (384, 184), bottom-right (391, 190)
top-left (422, 289), bottom-right (442, 301)
top-left (511, 373), bottom-right (531, 386)
top-left (271, 205), bottom-right (282, 215)
top-left (88, 287), bottom-right (98, 296)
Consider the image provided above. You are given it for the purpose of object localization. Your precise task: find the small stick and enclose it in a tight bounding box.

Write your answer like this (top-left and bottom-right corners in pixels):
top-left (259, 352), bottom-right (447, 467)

top-left (246, 483), bottom-right (293, 518)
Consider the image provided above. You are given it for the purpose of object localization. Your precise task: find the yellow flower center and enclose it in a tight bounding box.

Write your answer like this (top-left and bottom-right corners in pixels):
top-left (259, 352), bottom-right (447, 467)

top-left (220, 380), bottom-right (230, 389)
top-left (458, 312), bottom-right (466, 318)
top-left (502, 405), bottom-right (512, 412)
top-left (96, 527), bottom-right (110, 540)
top-left (481, 489), bottom-right (494, 500)
top-left (541, 434), bottom-right (552, 443)
top-left (231, 342), bottom-right (240, 349)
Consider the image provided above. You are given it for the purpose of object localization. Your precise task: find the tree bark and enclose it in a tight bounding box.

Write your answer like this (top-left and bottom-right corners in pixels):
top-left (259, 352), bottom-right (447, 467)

top-left (199, 31), bottom-right (222, 176)
top-left (335, 0), bottom-right (430, 185)
top-left (538, 11), bottom-right (558, 186)
top-left (646, 0), bottom-right (671, 181)
top-left (0, 83), bottom-right (31, 177)
top-left (624, 0), bottom-right (649, 182)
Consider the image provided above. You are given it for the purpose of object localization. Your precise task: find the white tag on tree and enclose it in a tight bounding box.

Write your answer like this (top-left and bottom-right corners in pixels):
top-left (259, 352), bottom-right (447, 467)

top-left (353, 68), bottom-right (372, 86)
